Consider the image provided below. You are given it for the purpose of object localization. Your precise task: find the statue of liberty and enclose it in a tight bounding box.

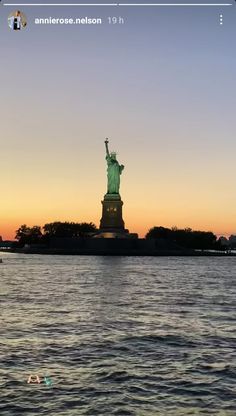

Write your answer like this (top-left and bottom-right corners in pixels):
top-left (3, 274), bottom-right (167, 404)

top-left (105, 138), bottom-right (124, 194)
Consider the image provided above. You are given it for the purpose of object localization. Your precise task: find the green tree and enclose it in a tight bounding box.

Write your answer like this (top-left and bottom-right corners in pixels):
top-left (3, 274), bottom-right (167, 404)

top-left (77, 222), bottom-right (97, 237)
top-left (43, 221), bottom-right (97, 238)
top-left (146, 226), bottom-right (217, 250)
top-left (146, 226), bottom-right (172, 240)
top-left (15, 225), bottom-right (42, 245)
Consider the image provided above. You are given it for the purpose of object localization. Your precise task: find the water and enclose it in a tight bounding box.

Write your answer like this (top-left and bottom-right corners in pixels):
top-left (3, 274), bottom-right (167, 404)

top-left (0, 253), bottom-right (236, 416)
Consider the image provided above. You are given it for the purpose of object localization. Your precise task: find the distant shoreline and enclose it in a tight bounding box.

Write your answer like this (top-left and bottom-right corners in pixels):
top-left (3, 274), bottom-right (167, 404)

top-left (1, 248), bottom-right (235, 257)
top-left (1, 235), bottom-right (235, 257)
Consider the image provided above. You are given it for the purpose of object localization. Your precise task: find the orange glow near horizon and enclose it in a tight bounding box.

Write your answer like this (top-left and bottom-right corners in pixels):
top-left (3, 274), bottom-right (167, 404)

top-left (1, 204), bottom-right (236, 241)
top-left (1, 148), bottom-right (236, 240)
top-left (1, 156), bottom-right (236, 240)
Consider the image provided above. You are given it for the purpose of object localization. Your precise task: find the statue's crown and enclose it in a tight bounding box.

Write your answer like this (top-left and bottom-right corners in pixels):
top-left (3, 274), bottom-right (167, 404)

top-left (111, 151), bottom-right (117, 156)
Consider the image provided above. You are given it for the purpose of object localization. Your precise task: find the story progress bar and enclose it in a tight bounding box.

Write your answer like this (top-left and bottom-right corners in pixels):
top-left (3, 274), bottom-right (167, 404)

top-left (2, 3), bottom-right (234, 7)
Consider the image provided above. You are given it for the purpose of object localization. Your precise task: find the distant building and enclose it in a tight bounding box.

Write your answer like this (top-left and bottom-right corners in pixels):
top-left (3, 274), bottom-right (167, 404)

top-left (229, 235), bottom-right (236, 247)
top-left (0, 240), bottom-right (13, 248)
top-left (218, 236), bottom-right (230, 247)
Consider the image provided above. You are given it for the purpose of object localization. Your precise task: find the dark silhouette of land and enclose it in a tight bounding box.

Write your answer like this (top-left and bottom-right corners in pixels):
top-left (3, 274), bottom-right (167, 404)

top-left (1, 222), bottom-right (235, 256)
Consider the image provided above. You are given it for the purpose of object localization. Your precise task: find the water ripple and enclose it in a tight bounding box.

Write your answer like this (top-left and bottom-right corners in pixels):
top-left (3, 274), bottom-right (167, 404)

top-left (0, 254), bottom-right (236, 415)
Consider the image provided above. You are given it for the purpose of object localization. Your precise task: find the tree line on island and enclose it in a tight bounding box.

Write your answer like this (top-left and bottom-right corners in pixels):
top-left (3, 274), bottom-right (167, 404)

top-left (15, 222), bottom-right (97, 246)
top-left (12, 222), bottom-right (233, 251)
top-left (147, 227), bottom-right (218, 250)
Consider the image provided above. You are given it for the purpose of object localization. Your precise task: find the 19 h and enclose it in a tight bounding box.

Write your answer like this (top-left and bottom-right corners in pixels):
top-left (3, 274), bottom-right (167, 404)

top-left (108, 17), bottom-right (125, 25)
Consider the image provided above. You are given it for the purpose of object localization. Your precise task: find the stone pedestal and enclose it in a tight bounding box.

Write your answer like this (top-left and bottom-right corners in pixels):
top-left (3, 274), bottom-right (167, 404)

top-left (94, 193), bottom-right (138, 239)
top-left (100, 194), bottom-right (126, 232)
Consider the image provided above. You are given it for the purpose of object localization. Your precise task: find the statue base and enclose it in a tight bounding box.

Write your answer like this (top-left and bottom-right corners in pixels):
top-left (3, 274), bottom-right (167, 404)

top-left (97, 193), bottom-right (131, 238)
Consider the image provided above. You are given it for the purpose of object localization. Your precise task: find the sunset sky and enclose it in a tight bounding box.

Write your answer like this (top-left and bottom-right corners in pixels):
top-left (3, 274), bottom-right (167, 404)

top-left (0, 1), bottom-right (236, 240)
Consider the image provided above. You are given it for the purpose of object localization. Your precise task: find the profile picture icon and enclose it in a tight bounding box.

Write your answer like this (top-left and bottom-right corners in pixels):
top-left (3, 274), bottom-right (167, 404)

top-left (8, 10), bottom-right (27, 31)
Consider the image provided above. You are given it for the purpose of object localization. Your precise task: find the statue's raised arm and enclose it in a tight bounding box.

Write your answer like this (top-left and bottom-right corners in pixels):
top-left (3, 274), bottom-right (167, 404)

top-left (105, 138), bottom-right (110, 158)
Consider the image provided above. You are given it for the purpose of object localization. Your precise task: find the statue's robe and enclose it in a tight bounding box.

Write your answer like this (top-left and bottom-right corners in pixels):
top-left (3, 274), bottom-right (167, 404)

top-left (106, 156), bottom-right (122, 194)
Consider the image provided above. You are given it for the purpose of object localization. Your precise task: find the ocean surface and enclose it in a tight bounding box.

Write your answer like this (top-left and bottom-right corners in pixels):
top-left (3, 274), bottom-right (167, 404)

top-left (0, 253), bottom-right (236, 416)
